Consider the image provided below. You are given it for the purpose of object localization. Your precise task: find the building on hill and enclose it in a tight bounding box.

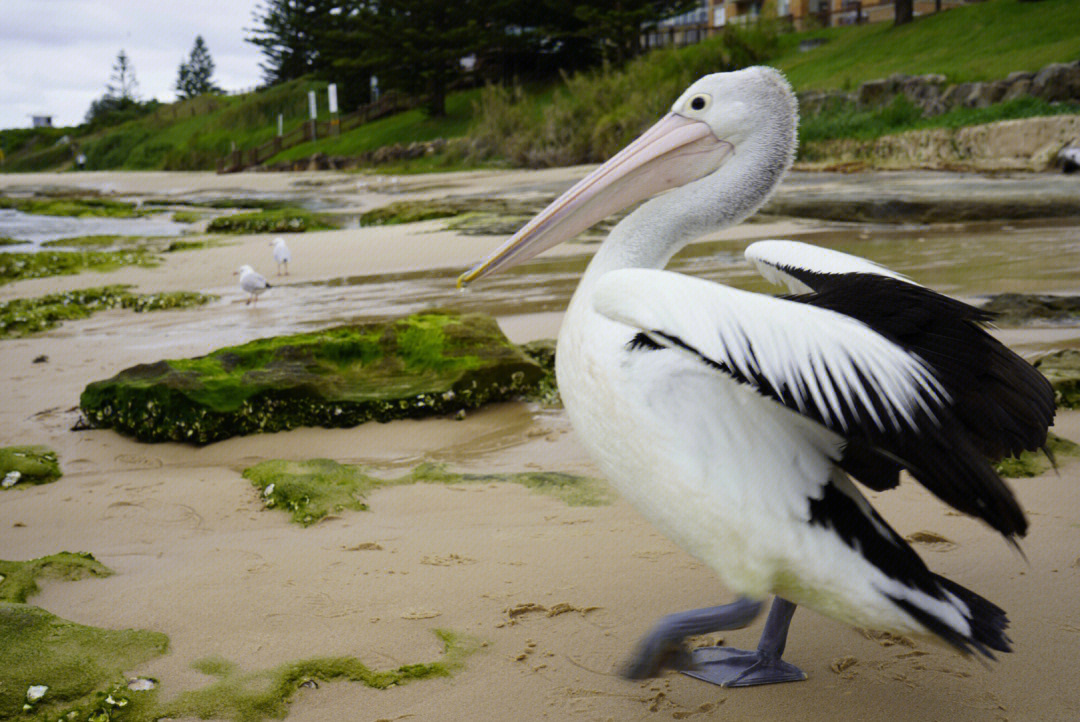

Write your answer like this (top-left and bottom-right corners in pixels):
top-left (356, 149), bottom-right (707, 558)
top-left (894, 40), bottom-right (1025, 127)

top-left (31, 115), bottom-right (53, 128)
top-left (646, 0), bottom-right (969, 44)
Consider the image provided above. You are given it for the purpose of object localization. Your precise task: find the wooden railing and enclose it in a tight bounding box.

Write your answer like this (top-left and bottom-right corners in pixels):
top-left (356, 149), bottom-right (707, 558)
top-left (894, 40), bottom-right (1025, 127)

top-left (216, 91), bottom-right (422, 173)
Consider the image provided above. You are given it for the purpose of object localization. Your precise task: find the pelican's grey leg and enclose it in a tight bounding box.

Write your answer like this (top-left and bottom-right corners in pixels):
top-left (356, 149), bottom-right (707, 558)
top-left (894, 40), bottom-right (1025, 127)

top-left (684, 596), bottom-right (806, 687)
top-left (621, 597), bottom-right (764, 679)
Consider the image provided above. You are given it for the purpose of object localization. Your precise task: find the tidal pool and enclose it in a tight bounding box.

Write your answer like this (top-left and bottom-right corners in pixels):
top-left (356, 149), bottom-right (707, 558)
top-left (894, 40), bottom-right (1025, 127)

top-left (0, 209), bottom-right (190, 248)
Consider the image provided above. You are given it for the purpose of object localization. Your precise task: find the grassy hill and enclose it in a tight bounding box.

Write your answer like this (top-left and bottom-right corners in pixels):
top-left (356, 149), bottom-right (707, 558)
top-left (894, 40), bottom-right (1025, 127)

top-left (2, 0), bottom-right (1079, 174)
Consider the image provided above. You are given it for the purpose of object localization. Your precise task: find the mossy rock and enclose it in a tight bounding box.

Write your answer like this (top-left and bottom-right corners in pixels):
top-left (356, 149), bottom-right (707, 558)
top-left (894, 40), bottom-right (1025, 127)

top-left (980, 294), bottom-right (1080, 326)
top-left (245, 459), bottom-right (610, 526)
top-left (0, 195), bottom-right (144, 218)
top-left (993, 432), bottom-right (1080, 478)
top-left (0, 285), bottom-right (216, 339)
top-left (0, 445), bottom-right (61, 487)
top-left (0, 552), bottom-right (110, 603)
top-left (80, 310), bottom-right (550, 444)
top-left (206, 208), bottom-right (337, 234)
top-left (0, 249), bottom-right (159, 285)
top-left (1034, 349), bottom-right (1080, 409)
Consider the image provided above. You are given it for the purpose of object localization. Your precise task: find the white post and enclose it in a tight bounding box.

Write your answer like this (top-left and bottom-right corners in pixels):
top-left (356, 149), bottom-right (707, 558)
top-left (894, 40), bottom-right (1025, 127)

top-left (277, 113), bottom-right (283, 137)
top-left (308, 90), bottom-right (317, 142)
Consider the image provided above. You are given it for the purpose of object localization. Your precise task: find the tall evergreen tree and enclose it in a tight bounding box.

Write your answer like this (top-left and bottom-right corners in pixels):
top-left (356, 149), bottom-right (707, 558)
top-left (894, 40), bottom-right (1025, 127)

top-left (176, 36), bottom-right (222, 98)
top-left (247, 0), bottom-right (340, 84)
top-left (107, 49), bottom-right (139, 101)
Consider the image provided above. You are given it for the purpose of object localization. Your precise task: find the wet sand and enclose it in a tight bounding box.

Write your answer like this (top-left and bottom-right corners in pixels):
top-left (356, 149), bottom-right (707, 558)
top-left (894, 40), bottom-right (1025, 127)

top-left (3, 169), bottom-right (1080, 721)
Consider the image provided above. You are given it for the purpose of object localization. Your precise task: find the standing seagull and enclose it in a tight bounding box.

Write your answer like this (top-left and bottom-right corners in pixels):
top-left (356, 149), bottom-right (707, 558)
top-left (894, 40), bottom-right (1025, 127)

top-left (458, 67), bottom-right (1054, 686)
top-left (270, 237), bottom-right (291, 276)
top-left (234, 264), bottom-right (270, 306)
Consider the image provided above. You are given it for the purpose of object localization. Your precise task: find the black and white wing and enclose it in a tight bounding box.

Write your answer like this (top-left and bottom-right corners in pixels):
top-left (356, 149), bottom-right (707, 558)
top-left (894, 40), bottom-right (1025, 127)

top-left (592, 267), bottom-right (1029, 539)
top-left (747, 240), bottom-right (1056, 466)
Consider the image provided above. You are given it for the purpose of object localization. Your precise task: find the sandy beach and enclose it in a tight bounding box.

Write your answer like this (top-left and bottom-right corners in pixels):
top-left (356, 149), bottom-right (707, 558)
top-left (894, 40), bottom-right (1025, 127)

top-left (2, 169), bottom-right (1080, 722)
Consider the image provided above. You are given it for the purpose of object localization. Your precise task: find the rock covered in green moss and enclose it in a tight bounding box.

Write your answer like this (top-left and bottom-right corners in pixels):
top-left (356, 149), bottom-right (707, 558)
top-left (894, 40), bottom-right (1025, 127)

top-left (0, 195), bottom-right (145, 218)
top-left (993, 432), bottom-right (1080, 477)
top-left (0, 249), bottom-right (158, 285)
top-left (1034, 349), bottom-right (1080, 409)
top-left (206, 208), bottom-right (337, 234)
top-left (80, 311), bottom-right (550, 444)
top-left (244, 458), bottom-right (610, 525)
top-left (0, 446), bottom-right (61, 487)
top-left (980, 294), bottom-right (1080, 326)
top-left (0, 603), bottom-right (168, 720)
top-left (0, 285), bottom-right (217, 339)
top-left (0, 552), bottom-right (110, 603)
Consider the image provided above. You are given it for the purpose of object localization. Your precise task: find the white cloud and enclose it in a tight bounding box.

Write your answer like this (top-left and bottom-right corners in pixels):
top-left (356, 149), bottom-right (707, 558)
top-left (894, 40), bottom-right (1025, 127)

top-left (0, 0), bottom-right (265, 128)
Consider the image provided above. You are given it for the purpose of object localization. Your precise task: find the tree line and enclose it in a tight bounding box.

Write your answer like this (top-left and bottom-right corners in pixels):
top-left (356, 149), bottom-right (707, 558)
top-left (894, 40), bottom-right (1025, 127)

top-left (246, 0), bottom-right (699, 116)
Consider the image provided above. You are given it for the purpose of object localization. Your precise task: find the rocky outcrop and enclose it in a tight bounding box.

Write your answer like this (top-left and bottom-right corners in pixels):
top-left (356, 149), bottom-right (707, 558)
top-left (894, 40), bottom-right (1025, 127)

top-left (797, 115), bottom-right (1080, 172)
top-left (1033, 350), bottom-right (1080, 410)
top-left (979, 294), bottom-right (1080, 326)
top-left (796, 61), bottom-right (1080, 117)
top-left (79, 311), bottom-right (550, 444)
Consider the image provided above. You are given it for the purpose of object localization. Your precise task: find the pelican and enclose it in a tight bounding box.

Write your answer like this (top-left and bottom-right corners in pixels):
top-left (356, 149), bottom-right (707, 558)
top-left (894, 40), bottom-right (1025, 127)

top-left (459, 66), bottom-right (1054, 686)
top-left (270, 236), bottom-right (291, 275)
top-left (233, 264), bottom-right (270, 306)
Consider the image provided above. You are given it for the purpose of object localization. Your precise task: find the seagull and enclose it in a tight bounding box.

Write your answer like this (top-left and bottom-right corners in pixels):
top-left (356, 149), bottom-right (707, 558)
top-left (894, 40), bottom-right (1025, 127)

top-left (233, 264), bottom-right (270, 306)
top-left (458, 67), bottom-right (1055, 687)
top-left (270, 236), bottom-right (291, 275)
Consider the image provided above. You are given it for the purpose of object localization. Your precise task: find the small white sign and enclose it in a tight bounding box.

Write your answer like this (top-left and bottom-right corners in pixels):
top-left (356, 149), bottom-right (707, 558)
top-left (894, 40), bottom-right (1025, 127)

top-left (308, 90), bottom-right (317, 120)
top-left (328, 84), bottom-right (338, 114)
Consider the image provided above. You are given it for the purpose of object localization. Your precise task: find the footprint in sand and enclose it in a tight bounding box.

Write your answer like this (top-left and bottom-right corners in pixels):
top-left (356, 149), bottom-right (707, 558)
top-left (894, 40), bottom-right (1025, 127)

top-left (114, 453), bottom-right (164, 469)
top-left (101, 500), bottom-right (204, 529)
top-left (903, 530), bottom-right (957, 551)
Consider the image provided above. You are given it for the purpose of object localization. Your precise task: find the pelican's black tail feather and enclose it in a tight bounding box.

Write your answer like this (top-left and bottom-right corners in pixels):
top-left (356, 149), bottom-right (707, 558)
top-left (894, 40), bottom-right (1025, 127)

top-left (888, 574), bottom-right (1011, 659)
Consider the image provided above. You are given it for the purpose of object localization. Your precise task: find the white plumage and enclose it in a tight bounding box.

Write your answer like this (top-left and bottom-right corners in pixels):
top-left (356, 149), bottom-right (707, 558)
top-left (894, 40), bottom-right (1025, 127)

top-left (459, 66), bottom-right (1052, 686)
top-left (235, 264), bottom-right (269, 306)
top-left (270, 237), bottom-right (291, 275)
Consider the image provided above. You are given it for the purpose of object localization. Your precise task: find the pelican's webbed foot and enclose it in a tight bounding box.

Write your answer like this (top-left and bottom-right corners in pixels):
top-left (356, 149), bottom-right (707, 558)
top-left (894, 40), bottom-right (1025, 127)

top-left (622, 596), bottom-right (808, 687)
top-left (621, 597), bottom-right (764, 679)
top-left (685, 597), bottom-right (805, 687)
top-left (685, 646), bottom-right (806, 687)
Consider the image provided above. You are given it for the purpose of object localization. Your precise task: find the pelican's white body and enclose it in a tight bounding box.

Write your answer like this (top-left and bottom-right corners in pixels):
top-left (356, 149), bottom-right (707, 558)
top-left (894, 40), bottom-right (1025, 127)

top-left (271, 237), bottom-right (291, 274)
top-left (556, 255), bottom-right (966, 637)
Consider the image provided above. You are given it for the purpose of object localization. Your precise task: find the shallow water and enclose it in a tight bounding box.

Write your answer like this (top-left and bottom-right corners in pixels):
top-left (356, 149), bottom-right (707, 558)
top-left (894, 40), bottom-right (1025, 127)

top-left (0, 208), bottom-right (190, 247)
top-left (52, 215), bottom-right (1080, 362)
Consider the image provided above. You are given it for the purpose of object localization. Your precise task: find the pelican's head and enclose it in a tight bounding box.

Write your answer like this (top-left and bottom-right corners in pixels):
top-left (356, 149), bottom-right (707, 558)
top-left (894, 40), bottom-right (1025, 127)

top-left (459, 66), bottom-right (797, 287)
top-left (233, 264), bottom-right (254, 276)
top-left (270, 237), bottom-right (285, 247)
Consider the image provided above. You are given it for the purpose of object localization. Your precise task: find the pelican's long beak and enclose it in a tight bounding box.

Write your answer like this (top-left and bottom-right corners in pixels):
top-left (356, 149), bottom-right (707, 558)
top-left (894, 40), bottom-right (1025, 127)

top-left (458, 112), bottom-right (732, 287)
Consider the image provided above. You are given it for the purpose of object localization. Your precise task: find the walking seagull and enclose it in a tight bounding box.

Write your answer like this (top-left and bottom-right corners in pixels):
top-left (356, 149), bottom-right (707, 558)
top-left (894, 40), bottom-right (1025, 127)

top-left (270, 236), bottom-right (291, 275)
top-left (458, 66), bottom-right (1054, 687)
top-left (234, 264), bottom-right (270, 306)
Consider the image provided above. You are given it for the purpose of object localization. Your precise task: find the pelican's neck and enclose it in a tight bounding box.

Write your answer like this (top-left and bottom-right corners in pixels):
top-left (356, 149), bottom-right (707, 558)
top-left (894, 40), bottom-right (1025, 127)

top-left (577, 130), bottom-right (792, 297)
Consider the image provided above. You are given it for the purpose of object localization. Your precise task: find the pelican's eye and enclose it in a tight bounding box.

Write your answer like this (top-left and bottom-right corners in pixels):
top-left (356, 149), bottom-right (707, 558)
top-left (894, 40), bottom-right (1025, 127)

top-left (688, 94), bottom-right (710, 112)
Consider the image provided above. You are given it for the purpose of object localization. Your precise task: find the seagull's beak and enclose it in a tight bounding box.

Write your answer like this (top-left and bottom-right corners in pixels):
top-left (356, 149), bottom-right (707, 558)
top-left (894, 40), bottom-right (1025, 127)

top-left (458, 112), bottom-right (732, 287)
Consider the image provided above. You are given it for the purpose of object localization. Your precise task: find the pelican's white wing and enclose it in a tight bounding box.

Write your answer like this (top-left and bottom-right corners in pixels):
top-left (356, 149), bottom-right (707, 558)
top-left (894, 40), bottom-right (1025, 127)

top-left (592, 267), bottom-right (1028, 537)
top-left (594, 268), bottom-right (943, 435)
top-left (745, 239), bottom-right (915, 294)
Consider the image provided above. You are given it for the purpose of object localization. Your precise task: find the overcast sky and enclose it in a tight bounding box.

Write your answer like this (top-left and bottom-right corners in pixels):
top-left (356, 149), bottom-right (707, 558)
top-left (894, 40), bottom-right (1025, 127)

top-left (0, 0), bottom-right (267, 129)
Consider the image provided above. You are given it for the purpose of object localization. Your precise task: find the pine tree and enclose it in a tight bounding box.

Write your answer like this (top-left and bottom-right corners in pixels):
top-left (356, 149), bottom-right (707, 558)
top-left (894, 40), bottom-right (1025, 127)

top-left (176, 36), bottom-right (222, 98)
top-left (107, 50), bottom-right (139, 101)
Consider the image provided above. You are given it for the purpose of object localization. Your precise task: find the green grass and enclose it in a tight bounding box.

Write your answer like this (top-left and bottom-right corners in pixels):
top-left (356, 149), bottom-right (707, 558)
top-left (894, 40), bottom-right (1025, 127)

top-left (3, 0), bottom-right (1080, 172)
top-left (772, 0), bottom-right (1080, 90)
top-left (267, 88), bottom-right (483, 164)
top-left (800, 94), bottom-right (1080, 145)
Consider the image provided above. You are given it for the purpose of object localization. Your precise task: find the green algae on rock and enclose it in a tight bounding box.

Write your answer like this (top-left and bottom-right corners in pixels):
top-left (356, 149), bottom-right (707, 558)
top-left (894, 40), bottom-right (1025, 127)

top-left (1034, 349), bottom-right (1080, 409)
top-left (0, 285), bottom-right (217, 339)
top-left (80, 311), bottom-right (550, 444)
top-left (207, 208), bottom-right (338, 234)
top-left (0, 552), bottom-right (110, 603)
top-left (980, 294), bottom-right (1080, 326)
top-left (0, 603), bottom-right (168, 721)
top-left (994, 432), bottom-right (1080, 478)
top-left (166, 629), bottom-right (474, 722)
top-left (0, 195), bottom-right (146, 218)
top-left (245, 459), bottom-right (611, 526)
top-left (0, 445), bottom-right (62, 487)
top-left (0, 249), bottom-right (159, 285)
